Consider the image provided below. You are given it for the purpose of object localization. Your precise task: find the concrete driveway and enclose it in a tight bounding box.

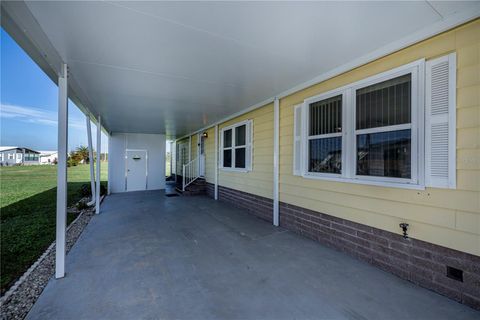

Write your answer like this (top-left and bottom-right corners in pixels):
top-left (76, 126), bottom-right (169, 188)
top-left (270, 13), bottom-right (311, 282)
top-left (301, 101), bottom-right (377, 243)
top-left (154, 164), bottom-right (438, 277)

top-left (27, 190), bottom-right (479, 319)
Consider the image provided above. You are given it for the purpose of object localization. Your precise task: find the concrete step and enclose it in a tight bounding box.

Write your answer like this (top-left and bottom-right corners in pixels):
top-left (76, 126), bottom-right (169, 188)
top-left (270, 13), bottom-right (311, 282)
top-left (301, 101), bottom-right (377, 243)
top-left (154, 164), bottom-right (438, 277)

top-left (176, 178), bottom-right (207, 196)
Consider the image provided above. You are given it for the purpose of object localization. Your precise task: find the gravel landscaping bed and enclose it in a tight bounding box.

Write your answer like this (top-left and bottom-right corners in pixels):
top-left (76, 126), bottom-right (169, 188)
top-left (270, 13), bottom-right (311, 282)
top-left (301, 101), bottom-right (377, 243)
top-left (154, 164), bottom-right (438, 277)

top-left (0, 199), bottom-right (101, 320)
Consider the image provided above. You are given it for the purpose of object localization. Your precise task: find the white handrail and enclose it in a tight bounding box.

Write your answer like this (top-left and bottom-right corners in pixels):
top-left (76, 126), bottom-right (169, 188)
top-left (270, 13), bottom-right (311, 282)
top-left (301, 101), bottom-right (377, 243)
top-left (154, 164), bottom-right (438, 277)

top-left (182, 157), bottom-right (200, 191)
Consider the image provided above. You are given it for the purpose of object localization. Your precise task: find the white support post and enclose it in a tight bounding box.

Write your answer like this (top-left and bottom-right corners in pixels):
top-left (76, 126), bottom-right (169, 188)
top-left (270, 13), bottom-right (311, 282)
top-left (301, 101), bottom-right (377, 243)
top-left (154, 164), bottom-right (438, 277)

top-left (174, 142), bottom-right (178, 185)
top-left (95, 116), bottom-right (101, 214)
top-left (55, 63), bottom-right (68, 279)
top-left (214, 125), bottom-right (219, 200)
top-left (170, 141), bottom-right (173, 178)
top-left (182, 165), bottom-right (186, 192)
top-left (197, 133), bottom-right (201, 173)
top-left (86, 115), bottom-right (96, 205)
top-left (273, 97), bottom-right (279, 226)
top-left (107, 132), bottom-right (111, 195)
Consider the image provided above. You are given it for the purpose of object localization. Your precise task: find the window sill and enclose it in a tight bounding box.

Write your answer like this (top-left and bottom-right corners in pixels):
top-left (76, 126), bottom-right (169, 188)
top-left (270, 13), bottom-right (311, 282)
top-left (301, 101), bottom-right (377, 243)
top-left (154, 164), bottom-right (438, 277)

top-left (302, 173), bottom-right (425, 190)
top-left (220, 168), bottom-right (250, 173)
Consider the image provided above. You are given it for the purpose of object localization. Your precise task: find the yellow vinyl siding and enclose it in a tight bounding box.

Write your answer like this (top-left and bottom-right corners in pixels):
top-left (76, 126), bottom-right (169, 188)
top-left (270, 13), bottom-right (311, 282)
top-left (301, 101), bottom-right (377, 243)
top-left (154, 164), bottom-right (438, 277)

top-left (192, 20), bottom-right (479, 255)
top-left (279, 19), bottom-right (480, 255)
top-left (187, 134), bottom-right (196, 162)
top-left (204, 127), bottom-right (216, 183)
top-left (217, 104), bottom-right (274, 199)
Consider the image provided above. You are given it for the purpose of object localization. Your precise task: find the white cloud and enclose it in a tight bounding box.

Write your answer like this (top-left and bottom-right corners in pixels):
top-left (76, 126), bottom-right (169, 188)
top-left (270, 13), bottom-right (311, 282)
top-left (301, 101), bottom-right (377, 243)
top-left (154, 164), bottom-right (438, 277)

top-left (0, 103), bottom-right (85, 129)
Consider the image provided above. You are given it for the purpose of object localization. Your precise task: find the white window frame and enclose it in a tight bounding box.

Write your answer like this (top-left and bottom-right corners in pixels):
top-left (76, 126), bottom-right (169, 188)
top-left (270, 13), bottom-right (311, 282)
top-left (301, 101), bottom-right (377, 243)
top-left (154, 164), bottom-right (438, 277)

top-left (8, 153), bottom-right (14, 160)
top-left (220, 119), bottom-right (253, 172)
top-left (303, 89), bottom-right (348, 179)
top-left (301, 59), bottom-right (425, 189)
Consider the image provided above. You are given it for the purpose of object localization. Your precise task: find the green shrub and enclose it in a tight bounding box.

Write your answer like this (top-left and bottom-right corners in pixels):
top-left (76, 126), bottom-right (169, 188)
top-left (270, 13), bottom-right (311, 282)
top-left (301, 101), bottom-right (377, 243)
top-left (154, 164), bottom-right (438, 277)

top-left (76, 200), bottom-right (89, 210)
top-left (67, 158), bottom-right (78, 167)
top-left (78, 183), bottom-right (107, 197)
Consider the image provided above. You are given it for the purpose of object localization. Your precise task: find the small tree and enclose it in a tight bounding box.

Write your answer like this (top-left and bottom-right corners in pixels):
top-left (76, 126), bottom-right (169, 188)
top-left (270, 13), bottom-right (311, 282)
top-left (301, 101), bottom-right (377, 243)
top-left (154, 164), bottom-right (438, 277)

top-left (68, 151), bottom-right (81, 167)
top-left (76, 146), bottom-right (90, 163)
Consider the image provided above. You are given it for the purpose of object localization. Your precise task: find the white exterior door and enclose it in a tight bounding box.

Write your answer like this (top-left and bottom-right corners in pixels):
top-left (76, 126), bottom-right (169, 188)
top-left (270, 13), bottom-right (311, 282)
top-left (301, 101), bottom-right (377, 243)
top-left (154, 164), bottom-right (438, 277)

top-left (126, 150), bottom-right (147, 191)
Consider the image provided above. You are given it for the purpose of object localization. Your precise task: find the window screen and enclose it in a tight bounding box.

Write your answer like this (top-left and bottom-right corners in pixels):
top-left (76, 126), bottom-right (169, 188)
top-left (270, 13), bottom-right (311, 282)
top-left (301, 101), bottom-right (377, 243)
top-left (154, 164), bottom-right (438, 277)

top-left (355, 74), bottom-right (412, 178)
top-left (356, 74), bottom-right (411, 130)
top-left (308, 95), bottom-right (342, 174)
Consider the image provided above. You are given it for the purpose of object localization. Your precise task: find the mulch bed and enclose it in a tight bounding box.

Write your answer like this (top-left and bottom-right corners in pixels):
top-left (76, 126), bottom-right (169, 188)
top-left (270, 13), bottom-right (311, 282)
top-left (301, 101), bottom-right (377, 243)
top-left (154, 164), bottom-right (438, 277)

top-left (0, 199), bottom-right (99, 320)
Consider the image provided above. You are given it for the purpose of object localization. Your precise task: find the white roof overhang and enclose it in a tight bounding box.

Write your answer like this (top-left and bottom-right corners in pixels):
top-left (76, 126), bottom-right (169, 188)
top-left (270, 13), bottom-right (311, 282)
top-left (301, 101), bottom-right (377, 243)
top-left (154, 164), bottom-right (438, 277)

top-left (1, 1), bottom-right (479, 139)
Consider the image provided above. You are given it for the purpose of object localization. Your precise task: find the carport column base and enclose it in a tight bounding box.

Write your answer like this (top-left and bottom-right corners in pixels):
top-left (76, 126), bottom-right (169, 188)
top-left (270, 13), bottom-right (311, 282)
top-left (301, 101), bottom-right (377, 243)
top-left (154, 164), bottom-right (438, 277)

top-left (55, 63), bottom-right (68, 279)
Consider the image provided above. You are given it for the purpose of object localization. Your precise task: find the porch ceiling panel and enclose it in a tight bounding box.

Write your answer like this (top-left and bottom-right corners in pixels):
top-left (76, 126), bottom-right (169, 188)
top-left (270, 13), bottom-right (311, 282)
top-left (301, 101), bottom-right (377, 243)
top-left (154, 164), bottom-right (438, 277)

top-left (8, 1), bottom-right (480, 137)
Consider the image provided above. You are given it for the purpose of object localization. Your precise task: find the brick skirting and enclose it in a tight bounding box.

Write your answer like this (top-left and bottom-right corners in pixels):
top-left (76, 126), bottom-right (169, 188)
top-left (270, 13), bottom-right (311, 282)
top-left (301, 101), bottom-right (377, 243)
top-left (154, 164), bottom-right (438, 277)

top-left (206, 183), bottom-right (273, 222)
top-left (204, 183), bottom-right (479, 310)
top-left (206, 182), bottom-right (215, 199)
top-left (280, 202), bottom-right (480, 310)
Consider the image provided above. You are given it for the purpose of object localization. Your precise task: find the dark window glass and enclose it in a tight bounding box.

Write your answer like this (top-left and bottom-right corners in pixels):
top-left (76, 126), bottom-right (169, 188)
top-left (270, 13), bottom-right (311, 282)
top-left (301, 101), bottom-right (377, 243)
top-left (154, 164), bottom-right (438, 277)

top-left (308, 137), bottom-right (342, 174)
top-left (223, 129), bottom-right (232, 148)
top-left (309, 95), bottom-right (342, 136)
top-left (356, 74), bottom-right (411, 130)
top-left (235, 125), bottom-right (246, 146)
top-left (356, 129), bottom-right (411, 178)
top-left (223, 149), bottom-right (232, 167)
top-left (235, 148), bottom-right (246, 168)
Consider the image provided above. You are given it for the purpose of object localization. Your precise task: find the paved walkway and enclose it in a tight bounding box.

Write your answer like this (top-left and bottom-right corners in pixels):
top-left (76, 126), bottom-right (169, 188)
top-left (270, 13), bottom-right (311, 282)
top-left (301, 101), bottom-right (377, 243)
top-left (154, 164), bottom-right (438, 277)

top-left (27, 190), bottom-right (479, 319)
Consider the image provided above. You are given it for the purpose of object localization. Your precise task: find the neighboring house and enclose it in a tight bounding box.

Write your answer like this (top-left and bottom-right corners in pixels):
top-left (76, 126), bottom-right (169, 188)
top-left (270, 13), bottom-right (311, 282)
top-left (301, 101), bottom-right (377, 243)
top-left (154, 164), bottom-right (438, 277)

top-left (0, 146), bottom-right (40, 166)
top-left (39, 151), bottom-right (58, 164)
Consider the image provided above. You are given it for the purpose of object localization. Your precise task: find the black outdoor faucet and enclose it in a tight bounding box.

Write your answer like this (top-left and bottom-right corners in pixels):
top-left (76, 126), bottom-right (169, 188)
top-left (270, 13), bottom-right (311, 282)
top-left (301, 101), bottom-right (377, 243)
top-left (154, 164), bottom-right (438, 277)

top-left (399, 223), bottom-right (409, 239)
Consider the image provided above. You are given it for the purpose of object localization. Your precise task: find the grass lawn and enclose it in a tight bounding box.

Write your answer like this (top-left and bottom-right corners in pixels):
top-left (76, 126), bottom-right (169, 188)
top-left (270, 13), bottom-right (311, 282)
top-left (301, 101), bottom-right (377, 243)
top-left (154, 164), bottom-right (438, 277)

top-left (0, 163), bottom-right (107, 293)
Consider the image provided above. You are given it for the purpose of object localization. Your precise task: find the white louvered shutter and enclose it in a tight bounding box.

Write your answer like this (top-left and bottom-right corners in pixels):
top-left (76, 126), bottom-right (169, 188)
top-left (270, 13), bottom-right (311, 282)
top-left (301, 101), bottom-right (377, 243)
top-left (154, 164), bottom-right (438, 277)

top-left (293, 104), bottom-right (303, 176)
top-left (425, 53), bottom-right (456, 188)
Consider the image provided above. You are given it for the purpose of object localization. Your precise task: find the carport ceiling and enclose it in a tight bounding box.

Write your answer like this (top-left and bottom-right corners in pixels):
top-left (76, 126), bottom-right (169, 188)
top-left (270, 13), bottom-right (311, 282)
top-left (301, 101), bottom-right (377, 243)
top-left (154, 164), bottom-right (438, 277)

top-left (8, 1), bottom-right (480, 137)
